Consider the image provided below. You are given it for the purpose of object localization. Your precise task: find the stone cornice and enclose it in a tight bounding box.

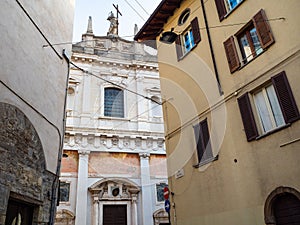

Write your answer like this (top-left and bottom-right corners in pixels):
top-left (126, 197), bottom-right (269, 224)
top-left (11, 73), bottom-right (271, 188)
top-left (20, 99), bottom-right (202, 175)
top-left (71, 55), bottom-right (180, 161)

top-left (71, 55), bottom-right (159, 72)
top-left (64, 133), bottom-right (165, 154)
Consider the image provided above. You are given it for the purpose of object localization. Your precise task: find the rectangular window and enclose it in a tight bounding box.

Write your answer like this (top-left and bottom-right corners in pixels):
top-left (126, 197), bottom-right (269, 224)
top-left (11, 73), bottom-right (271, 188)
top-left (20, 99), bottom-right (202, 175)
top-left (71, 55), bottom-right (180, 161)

top-left (175, 17), bottom-right (201, 60)
top-left (237, 26), bottom-right (263, 63)
top-left (224, 9), bottom-right (275, 73)
top-left (104, 87), bottom-right (124, 118)
top-left (59, 181), bottom-right (70, 202)
top-left (215, 0), bottom-right (243, 21)
top-left (156, 183), bottom-right (168, 202)
top-left (183, 28), bottom-right (195, 53)
top-left (225, 0), bottom-right (242, 12)
top-left (237, 71), bottom-right (299, 141)
top-left (253, 85), bottom-right (285, 133)
top-left (193, 118), bottom-right (217, 166)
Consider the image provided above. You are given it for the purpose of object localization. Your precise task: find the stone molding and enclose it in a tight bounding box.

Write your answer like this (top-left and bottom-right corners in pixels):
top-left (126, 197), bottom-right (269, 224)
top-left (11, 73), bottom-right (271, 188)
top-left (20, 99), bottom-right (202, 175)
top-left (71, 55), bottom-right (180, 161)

top-left (72, 56), bottom-right (158, 72)
top-left (64, 133), bottom-right (165, 154)
top-left (89, 178), bottom-right (140, 201)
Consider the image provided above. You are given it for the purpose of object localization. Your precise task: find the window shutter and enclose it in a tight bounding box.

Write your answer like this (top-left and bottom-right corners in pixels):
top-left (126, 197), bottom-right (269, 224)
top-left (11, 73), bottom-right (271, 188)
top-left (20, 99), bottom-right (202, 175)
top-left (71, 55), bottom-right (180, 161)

top-left (237, 93), bottom-right (258, 141)
top-left (272, 71), bottom-right (299, 123)
top-left (193, 119), bottom-right (212, 163)
top-left (191, 17), bottom-right (201, 44)
top-left (224, 36), bottom-right (240, 73)
top-left (253, 9), bottom-right (275, 49)
top-left (214, 0), bottom-right (227, 21)
top-left (175, 35), bottom-right (183, 60)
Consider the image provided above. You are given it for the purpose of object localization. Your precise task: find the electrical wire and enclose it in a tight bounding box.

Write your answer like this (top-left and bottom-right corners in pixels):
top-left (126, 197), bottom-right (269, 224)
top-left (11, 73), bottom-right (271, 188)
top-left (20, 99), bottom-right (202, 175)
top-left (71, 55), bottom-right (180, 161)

top-left (69, 61), bottom-right (162, 105)
top-left (132, 0), bottom-right (150, 15)
top-left (16, 0), bottom-right (63, 60)
top-left (123, 0), bottom-right (146, 21)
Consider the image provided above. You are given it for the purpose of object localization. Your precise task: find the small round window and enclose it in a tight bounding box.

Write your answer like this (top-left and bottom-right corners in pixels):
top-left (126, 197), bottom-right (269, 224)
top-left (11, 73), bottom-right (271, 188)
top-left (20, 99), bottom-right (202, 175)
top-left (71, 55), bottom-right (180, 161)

top-left (178, 8), bottom-right (190, 26)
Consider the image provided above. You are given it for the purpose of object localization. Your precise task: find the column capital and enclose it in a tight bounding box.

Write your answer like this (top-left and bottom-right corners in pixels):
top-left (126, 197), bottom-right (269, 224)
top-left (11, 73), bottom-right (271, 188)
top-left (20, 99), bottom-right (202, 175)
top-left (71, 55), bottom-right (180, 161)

top-left (78, 150), bottom-right (90, 156)
top-left (131, 193), bottom-right (138, 202)
top-left (139, 152), bottom-right (150, 159)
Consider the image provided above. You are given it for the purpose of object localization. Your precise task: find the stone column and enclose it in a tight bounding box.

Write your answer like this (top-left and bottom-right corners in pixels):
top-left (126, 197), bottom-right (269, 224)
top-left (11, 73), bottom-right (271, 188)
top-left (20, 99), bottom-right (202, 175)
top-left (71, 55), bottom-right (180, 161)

top-left (139, 153), bottom-right (152, 225)
top-left (75, 150), bottom-right (90, 225)
top-left (92, 193), bottom-right (99, 225)
top-left (131, 194), bottom-right (138, 225)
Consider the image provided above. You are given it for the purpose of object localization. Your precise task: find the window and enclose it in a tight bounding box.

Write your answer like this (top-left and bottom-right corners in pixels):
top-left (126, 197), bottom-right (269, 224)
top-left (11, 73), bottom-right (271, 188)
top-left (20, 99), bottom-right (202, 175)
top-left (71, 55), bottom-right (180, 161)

top-left (59, 181), bottom-right (70, 202)
top-left (215, 0), bottom-right (244, 21)
top-left (156, 183), bottom-right (168, 202)
top-left (193, 118), bottom-right (216, 166)
top-left (253, 85), bottom-right (285, 133)
top-left (104, 87), bottom-right (124, 118)
top-left (175, 17), bottom-right (201, 60)
top-left (224, 9), bottom-right (275, 73)
top-left (178, 8), bottom-right (190, 26)
top-left (237, 26), bottom-right (263, 63)
top-left (238, 71), bottom-right (299, 141)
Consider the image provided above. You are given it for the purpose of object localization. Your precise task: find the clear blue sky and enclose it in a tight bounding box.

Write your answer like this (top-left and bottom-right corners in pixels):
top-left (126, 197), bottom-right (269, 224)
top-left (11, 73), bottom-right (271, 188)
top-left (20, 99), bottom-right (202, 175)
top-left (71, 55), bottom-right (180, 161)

top-left (73, 0), bottom-right (161, 42)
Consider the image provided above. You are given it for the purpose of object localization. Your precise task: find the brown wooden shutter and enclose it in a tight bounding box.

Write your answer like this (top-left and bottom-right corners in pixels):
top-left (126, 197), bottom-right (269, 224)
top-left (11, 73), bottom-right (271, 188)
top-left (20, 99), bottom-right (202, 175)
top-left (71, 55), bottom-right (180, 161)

top-left (193, 119), bottom-right (212, 163)
top-left (175, 35), bottom-right (183, 60)
top-left (191, 17), bottom-right (201, 44)
top-left (253, 9), bottom-right (275, 49)
top-left (237, 93), bottom-right (258, 141)
top-left (224, 36), bottom-right (240, 73)
top-left (215, 0), bottom-right (227, 21)
top-left (200, 119), bottom-right (213, 161)
top-left (272, 71), bottom-right (299, 123)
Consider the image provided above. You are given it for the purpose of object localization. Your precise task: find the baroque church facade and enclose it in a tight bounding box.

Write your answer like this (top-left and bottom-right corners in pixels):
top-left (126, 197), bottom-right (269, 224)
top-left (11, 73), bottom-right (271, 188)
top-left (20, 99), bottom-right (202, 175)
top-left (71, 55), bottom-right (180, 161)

top-left (55, 14), bottom-right (169, 225)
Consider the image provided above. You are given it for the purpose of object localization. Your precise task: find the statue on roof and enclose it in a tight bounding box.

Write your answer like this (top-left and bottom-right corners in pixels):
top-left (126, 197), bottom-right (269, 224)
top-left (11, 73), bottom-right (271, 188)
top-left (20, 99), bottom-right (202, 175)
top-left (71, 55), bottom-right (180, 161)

top-left (107, 11), bottom-right (118, 36)
top-left (107, 5), bottom-right (122, 37)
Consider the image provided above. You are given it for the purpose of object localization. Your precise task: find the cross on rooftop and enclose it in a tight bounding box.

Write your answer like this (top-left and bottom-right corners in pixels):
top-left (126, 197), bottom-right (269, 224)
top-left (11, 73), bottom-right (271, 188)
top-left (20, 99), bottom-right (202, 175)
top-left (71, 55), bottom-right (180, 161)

top-left (113, 4), bottom-right (122, 20)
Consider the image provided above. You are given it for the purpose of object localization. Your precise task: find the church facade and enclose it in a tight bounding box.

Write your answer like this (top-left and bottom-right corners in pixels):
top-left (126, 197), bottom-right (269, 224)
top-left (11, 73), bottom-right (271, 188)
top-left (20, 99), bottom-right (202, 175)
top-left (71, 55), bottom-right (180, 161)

top-left (55, 15), bottom-right (169, 225)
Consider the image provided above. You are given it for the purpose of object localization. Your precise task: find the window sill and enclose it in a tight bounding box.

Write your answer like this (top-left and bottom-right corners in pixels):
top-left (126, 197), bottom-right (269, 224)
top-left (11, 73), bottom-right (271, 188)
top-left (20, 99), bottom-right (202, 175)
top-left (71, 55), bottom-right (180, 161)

top-left (59, 202), bottom-right (70, 206)
top-left (256, 123), bottom-right (291, 140)
top-left (178, 44), bottom-right (197, 61)
top-left (193, 155), bottom-right (219, 168)
top-left (237, 50), bottom-right (265, 71)
top-left (98, 116), bottom-right (130, 121)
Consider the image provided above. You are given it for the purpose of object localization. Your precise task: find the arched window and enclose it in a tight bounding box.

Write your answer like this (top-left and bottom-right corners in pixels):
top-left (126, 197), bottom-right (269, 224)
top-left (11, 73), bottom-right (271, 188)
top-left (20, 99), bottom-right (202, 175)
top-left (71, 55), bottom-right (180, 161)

top-left (265, 186), bottom-right (300, 225)
top-left (104, 87), bottom-right (124, 118)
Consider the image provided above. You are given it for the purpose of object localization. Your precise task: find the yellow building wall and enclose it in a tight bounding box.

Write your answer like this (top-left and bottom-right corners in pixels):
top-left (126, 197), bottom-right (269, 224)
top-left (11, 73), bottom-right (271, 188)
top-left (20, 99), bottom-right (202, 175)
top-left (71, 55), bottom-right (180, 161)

top-left (157, 0), bottom-right (300, 224)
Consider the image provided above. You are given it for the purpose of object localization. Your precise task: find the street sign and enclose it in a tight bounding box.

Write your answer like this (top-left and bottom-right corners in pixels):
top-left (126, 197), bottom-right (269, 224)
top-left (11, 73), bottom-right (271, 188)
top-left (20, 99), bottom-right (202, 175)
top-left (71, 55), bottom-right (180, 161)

top-left (163, 186), bottom-right (169, 200)
top-left (165, 199), bottom-right (170, 213)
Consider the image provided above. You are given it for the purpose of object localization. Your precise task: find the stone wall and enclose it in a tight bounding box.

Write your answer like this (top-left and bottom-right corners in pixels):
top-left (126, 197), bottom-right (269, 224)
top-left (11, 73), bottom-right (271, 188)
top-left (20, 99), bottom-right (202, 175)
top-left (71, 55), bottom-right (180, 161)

top-left (0, 102), bottom-right (56, 225)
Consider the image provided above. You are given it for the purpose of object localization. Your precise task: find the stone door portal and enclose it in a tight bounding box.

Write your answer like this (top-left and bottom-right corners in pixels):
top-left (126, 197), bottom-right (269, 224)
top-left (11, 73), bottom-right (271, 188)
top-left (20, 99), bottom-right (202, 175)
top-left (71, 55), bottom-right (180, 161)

top-left (5, 199), bottom-right (33, 225)
top-left (103, 205), bottom-right (127, 225)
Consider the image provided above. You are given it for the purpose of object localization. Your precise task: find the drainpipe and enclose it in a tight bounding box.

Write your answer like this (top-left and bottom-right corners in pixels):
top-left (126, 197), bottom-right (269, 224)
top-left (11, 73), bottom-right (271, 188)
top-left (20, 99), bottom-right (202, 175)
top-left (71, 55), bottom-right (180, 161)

top-left (200, 0), bottom-right (223, 95)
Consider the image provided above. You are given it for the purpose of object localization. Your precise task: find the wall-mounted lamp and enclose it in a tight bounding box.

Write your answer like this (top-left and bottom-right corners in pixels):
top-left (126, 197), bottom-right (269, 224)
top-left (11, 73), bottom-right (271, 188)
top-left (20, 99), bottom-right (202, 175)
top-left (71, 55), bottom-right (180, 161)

top-left (159, 28), bottom-right (178, 44)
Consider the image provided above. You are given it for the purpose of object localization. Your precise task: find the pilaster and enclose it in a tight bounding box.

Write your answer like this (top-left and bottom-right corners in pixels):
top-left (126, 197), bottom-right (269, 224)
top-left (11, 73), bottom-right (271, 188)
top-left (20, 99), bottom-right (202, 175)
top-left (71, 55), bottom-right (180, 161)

top-left (75, 150), bottom-right (90, 225)
top-left (139, 153), bottom-right (152, 225)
